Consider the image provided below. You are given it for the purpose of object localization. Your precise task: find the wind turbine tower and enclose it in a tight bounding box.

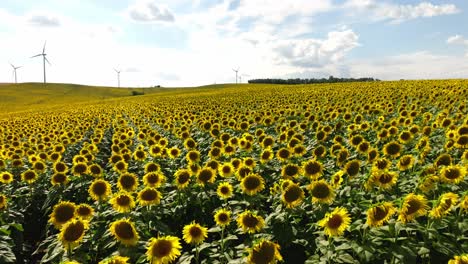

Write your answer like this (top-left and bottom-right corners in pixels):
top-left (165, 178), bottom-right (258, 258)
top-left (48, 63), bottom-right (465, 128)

top-left (10, 63), bottom-right (22, 84)
top-left (114, 68), bottom-right (121, 88)
top-left (233, 68), bottom-right (239, 84)
top-left (31, 41), bottom-right (51, 84)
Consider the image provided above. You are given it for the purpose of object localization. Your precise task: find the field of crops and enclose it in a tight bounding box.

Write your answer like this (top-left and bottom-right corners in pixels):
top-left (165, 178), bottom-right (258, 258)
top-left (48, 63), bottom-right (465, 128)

top-left (0, 80), bottom-right (467, 264)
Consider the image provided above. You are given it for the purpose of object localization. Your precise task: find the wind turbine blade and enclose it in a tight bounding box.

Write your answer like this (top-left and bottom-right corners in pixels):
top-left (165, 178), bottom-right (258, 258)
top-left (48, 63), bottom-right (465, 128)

top-left (45, 57), bottom-right (51, 66)
top-left (43, 41), bottom-right (47, 53)
top-left (31, 54), bottom-right (42, 58)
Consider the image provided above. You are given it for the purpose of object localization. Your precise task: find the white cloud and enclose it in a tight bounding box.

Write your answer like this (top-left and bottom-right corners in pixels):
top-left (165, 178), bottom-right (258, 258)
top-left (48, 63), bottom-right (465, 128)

top-left (127, 0), bottom-right (175, 23)
top-left (27, 13), bottom-right (61, 27)
top-left (343, 1), bottom-right (460, 23)
top-left (447, 35), bottom-right (468, 57)
top-left (273, 29), bottom-right (359, 68)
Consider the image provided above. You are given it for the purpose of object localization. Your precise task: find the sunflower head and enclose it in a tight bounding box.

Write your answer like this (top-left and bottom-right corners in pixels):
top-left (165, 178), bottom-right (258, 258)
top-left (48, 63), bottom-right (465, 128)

top-left (146, 236), bottom-right (182, 264)
top-left (49, 201), bottom-right (76, 229)
top-left (21, 169), bottom-right (38, 184)
top-left (89, 179), bottom-right (112, 201)
top-left (247, 239), bottom-right (282, 264)
top-left (174, 169), bottom-right (191, 189)
top-left (241, 173), bottom-right (265, 196)
top-left (72, 162), bottom-right (88, 176)
top-left (366, 202), bottom-right (396, 227)
top-left (281, 164), bottom-right (302, 179)
top-left (440, 165), bottom-right (466, 184)
top-left (98, 256), bottom-right (130, 264)
top-left (217, 182), bottom-right (234, 199)
top-left (0, 194), bottom-right (7, 210)
top-left (237, 210), bottom-right (265, 234)
top-left (308, 180), bottom-right (335, 204)
top-left (182, 221), bottom-right (208, 245)
top-left (429, 192), bottom-right (458, 219)
top-left (281, 182), bottom-right (304, 208)
top-left (383, 141), bottom-right (403, 158)
top-left (138, 187), bottom-right (161, 207)
top-left (344, 160), bottom-right (360, 177)
top-left (143, 172), bottom-right (166, 187)
top-left (0, 171), bottom-right (14, 184)
top-left (370, 170), bottom-right (398, 190)
top-left (196, 167), bottom-right (216, 186)
top-left (76, 203), bottom-right (94, 220)
top-left (318, 207), bottom-right (351, 237)
top-left (117, 173), bottom-right (139, 192)
top-left (214, 208), bottom-right (231, 227)
top-left (398, 193), bottom-right (429, 223)
top-left (110, 219), bottom-right (139, 246)
top-left (110, 192), bottom-right (136, 213)
top-left (302, 160), bottom-right (323, 179)
top-left (219, 163), bottom-right (235, 177)
top-left (58, 218), bottom-right (89, 250)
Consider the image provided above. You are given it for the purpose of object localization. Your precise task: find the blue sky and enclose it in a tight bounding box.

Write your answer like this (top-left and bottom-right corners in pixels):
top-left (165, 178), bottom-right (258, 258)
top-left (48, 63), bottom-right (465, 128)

top-left (0, 0), bottom-right (467, 87)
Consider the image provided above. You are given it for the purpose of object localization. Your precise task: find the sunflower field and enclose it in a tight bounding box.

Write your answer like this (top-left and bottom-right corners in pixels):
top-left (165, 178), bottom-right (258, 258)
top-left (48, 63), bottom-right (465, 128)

top-left (0, 80), bottom-right (467, 264)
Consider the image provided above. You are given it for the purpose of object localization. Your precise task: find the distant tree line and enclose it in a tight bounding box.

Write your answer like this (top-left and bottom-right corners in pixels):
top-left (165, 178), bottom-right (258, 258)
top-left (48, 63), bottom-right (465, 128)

top-left (247, 76), bottom-right (380, 85)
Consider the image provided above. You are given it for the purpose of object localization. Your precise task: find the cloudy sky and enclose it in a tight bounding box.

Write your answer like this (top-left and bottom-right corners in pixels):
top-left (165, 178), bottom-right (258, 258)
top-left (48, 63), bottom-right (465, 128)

top-left (0, 0), bottom-right (467, 87)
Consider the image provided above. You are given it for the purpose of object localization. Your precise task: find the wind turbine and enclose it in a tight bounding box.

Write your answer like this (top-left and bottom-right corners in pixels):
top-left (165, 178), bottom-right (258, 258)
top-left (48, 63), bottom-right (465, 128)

top-left (114, 68), bottom-right (121, 88)
top-left (9, 63), bottom-right (22, 84)
top-left (233, 67), bottom-right (239, 84)
top-left (31, 41), bottom-right (51, 84)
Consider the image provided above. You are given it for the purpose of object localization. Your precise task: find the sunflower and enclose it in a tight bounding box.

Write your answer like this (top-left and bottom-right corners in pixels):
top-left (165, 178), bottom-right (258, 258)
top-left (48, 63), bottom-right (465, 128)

top-left (448, 254), bottom-right (468, 264)
top-left (237, 210), bottom-right (265, 234)
top-left (243, 157), bottom-right (257, 168)
top-left (58, 218), bottom-right (88, 250)
top-left (117, 173), bottom-right (139, 192)
top-left (383, 141), bottom-right (403, 158)
top-left (186, 150), bottom-right (201, 164)
top-left (219, 163), bottom-right (235, 178)
top-left (72, 162), bottom-right (88, 176)
top-left (370, 170), bottom-right (398, 190)
top-left (276, 148), bottom-right (291, 162)
top-left (373, 158), bottom-right (391, 171)
top-left (174, 169), bottom-right (191, 189)
top-left (98, 256), bottom-right (130, 264)
top-left (318, 207), bottom-right (351, 237)
top-left (330, 171), bottom-right (344, 188)
top-left (21, 169), bottom-right (38, 184)
top-left (460, 195), bottom-right (468, 213)
top-left (146, 236), bottom-right (182, 264)
top-left (398, 193), bottom-right (429, 223)
top-left (53, 161), bottom-right (68, 174)
top-left (110, 219), bottom-right (139, 246)
top-left (366, 202), bottom-right (396, 227)
top-left (440, 165), bottom-right (466, 184)
top-left (113, 161), bottom-right (128, 173)
top-left (0, 171), bottom-right (14, 184)
top-left (344, 160), bottom-right (360, 178)
top-left (32, 160), bottom-right (47, 173)
top-left (397, 155), bottom-right (415, 171)
top-left (76, 203), bottom-right (94, 220)
top-left (214, 208), bottom-right (231, 227)
top-left (89, 179), bottom-right (112, 201)
top-left (110, 192), bottom-right (136, 213)
top-left (302, 160), bottom-right (323, 179)
top-left (182, 221), bottom-right (208, 245)
top-left (367, 148), bottom-right (379, 163)
top-left (429, 192), bottom-right (458, 218)
top-left (241, 173), bottom-right (265, 196)
top-left (196, 167), bottom-right (216, 186)
top-left (260, 149), bottom-right (274, 164)
top-left (308, 180), bottom-right (335, 204)
top-left (143, 172), bottom-right (166, 188)
top-left (0, 194), bottom-right (7, 210)
top-left (418, 174), bottom-right (439, 193)
top-left (89, 164), bottom-right (103, 177)
top-left (247, 239), bottom-right (282, 264)
top-left (133, 149), bottom-right (147, 161)
top-left (49, 201), bottom-right (76, 229)
top-left (217, 182), bottom-right (234, 199)
top-left (51, 173), bottom-right (69, 186)
top-left (138, 187), bottom-right (162, 206)
top-left (281, 164), bottom-right (301, 179)
top-left (281, 182), bottom-right (304, 208)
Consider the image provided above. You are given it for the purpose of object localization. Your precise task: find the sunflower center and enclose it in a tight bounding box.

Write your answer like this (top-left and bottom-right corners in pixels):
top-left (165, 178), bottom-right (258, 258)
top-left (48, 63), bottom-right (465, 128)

top-left (146, 163), bottom-right (159, 172)
top-left (177, 173), bottom-right (190, 184)
top-left (251, 243), bottom-right (275, 263)
top-left (115, 222), bottom-right (136, 240)
top-left (141, 189), bottom-right (158, 201)
top-left (189, 226), bottom-right (202, 238)
top-left (311, 184), bottom-right (330, 199)
top-left (284, 186), bottom-right (301, 203)
top-left (445, 168), bottom-right (460, 179)
top-left (346, 162), bottom-right (360, 176)
top-left (55, 205), bottom-right (75, 223)
top-left (243, 176), bottom-right (261, 191)
top-left (53, 173), bottom-right (67, 183)
top-left (24, 171), bottom-right (37, 180)
top-left (55, 163), bottom-right (66, 172)
top-left (152, 239), bottom-right (173, 257)
top-left (220, 186), bottom-right (230, 195)
top-left (146, 173), bottom-right (160, 184)
top-left (378, 173), bottom-right (393, 184)
top-left (92, 182), bottom-right (108, 196)
top-left (115, 162), bottom-right (126, 171)
top-left (327, 214), bottom-right (343, 229)
top-left (74, 164), bottom-right (87, 174)
top-left (117, 195), bottom-right (131, 206)
top-left (63, 221), bottom-right (85, 241)
top-left (373, 207), bottom-right (388, 221)
top-left (3, 174), bottom-right (11, 181)
top-left (385, 143), bottom-right (401, 155)
top-left (406, 200), bottom-right (422, 215)
top-left (305, 162), bottom-right (321, 175)
top-left (243, 215), bottom-right (259, 228)
top-left (217, 213), bottom-right (229, 223)
top-left (284, 166), bottom-right (298, 177)
top-left (120, 175), bottom-right (136, 189)
top-left (77, 206), bottom-right (91, 216)
top-left (222, 166), bottom-right (232, 174)
top-left (278, 149), bottom-right (290, 159)
top-left (376, 160), bottom-right (388, 170)
top-left (198, 169), bottom-right (213, 183)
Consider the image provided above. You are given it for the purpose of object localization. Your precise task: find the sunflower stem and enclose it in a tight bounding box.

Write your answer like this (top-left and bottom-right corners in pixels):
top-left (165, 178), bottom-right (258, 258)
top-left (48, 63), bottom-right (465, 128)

top-left (195, 244), bottom-right (200, 264)
top-left (220, 226), bottom-right (225, 263)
